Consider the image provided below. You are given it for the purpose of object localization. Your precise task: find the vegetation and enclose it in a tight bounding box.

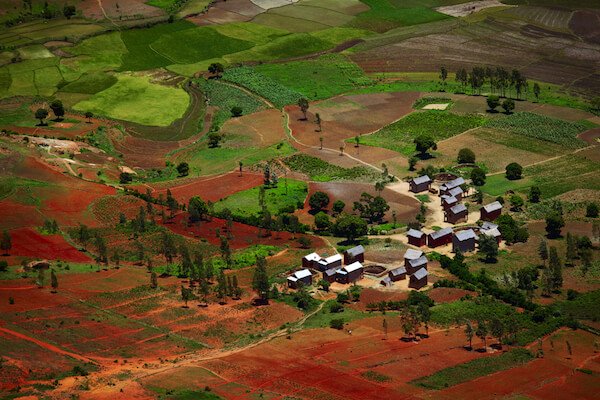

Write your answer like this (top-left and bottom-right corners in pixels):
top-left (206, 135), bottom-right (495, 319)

top-left (283, 154), bottom-right (379, 182)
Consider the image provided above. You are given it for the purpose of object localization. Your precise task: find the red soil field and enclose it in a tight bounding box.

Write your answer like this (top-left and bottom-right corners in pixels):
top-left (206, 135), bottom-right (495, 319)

top-left (0, 200), bottom-right (43, 230)
top-left (79, 0), bottom-right (164, 20)
top-left (3, 113), bottom-right (103, 140)
top-left (578, 127), bottom-right (600, 144)
top-left (4, 227), bottom-right (92, 263)
top-left (427, 287), bottom-right (476, 304)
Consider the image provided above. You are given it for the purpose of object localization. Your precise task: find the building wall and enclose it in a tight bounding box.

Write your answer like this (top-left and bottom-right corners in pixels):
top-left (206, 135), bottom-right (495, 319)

top-left (408, 236), bottom-right (426, 247)
top-left (344, 253), bottom-right (364, 265)
top-left (409, 276), bottom-right (427, 290)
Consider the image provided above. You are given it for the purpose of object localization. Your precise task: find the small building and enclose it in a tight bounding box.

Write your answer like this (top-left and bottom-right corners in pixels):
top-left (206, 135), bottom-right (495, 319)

top-left (441, 195), bottom-right (458, 210)
top-left (480, 201), bottom-right (502, 221)
top-left (388, 266), bottom-right (407, 281)
top-left (480, 221), bottom-right (502, 243)
top-left (448, 186), bottom-right (464, 201)
top-left (427, 227), bottom-right (453, 248)
top-left (452, 229), bottom-right (478, 253)
top-left (344, 245), bottom-right (365, 265)
top-left (317, 254), bottom-right (342, 271)
top-left (407, 229), bottom-right (426, 247)
top-left (287, 269), bottom-right (313, 289)
top-left (409, 175), bottom-right (432, 193)
top-left (446, 203), bottom-right (468, 224)
top-left (380, 276), bottom-right (393, 287)
top-left (322, 268), bottom-right (338, 283)
top-left (407, 255), bottom-right (428, 275)
top-left (336, 261), bottom-right (364, 284)
top-left (404, 249), bottom-right (424, 268)
top-left (439, 177), bottom-right (465, 196)
top-left (302, 252), bottom-right (321, 269)
top-left (409, 268), bottom-right (428, 290)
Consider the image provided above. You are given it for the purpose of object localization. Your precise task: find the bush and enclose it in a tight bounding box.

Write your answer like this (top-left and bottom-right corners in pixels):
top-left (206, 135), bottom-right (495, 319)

top-left (457, 148), bottom-right (476, 164)
top-left (470, 167), bottom-right (486, 186)
top-left (0, 260), bottom-right (7, 272)
top-left (309, 191), bottom-right (330, 211)
top-left (230, 106), bottom-right (243, 117)
top-left (505, 162), bottom-right (523, 180)
top-left (119, 172), bottom-right (133, 184)
top-left (330, 318), bottom-right (344, 330)
top-left (314, 212), bottom-right (331, 231)
top-left (502, 98), bottom-right (515, 114)
top-left (586, 202), bottom-right (598, 218)
top-left (332, 200), bottom-right (345, 214)
top-left (329, 302), bottom-right (344, 313)
top-left (486, 95), bottom-right (500, 111)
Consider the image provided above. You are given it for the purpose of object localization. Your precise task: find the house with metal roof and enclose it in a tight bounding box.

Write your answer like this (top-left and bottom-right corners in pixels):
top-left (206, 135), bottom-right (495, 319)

top-left (316, 254), bottom-right (342, 271)
top-left (404, 249), bottom-right (424, 267)
top-left (407, 228), bottom-right (426, 247)
top-left (448, 186), bottom-right (464, 201)
top-left (322, 267), bottom-right (338, 283)
top-left (452, 229), bottom-right (478, 253)
top-left (427, 227), bottom-right (453, 247)
top-left (287, 269), bottom-right (313, 289)
top-left (380, 276), bottom-right (393, 287)
top-left (336, 261), bottom-right (364, 284)
top-left (388, 266), bottom-right (407, 281)
top-left (439, 177), bottom-right (465, 195)
top-left (302, 252), bottom-right (321, 269)
top-left (409, 175), bottom-right (432, 193)
top-left (446, 203), bottom-right (468, 224)
top-left (407, 255), bottom-right (428, 275)
top-left (441, 195), bottom-right (458, 210)
top-left (344, 245), bottom-right (365, 265)
top-left (409, 268), bottom-right (428, 290)
top-left (480, 201), bottom-right (502, 221)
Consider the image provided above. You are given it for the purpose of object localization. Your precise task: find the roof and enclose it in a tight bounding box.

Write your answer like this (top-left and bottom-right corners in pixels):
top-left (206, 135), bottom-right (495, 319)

top-left (449, 203), bottom-right (467, 214)
top-left (345, 245), bottom-right (365, 257)
top-left (481, 221), bottom-right (499, 231)
top-left (303, 252), bottom-right (321, 262)
top-left (293, 269), bottom-right (312, 279)
top-left (483, 201), bottom-right (502, 213)
top-left (454, 229), bottom-right (477, 242)
top-left (429, 227), bottom-right (452, 240)
top-left (381, 276), bottom-right (392, 285)
top-left (413, 268), bottom-right (429, 280)
top-left (404, 249), bottom-right (424, 260)
top-left (324, 268), bottom-right (338, 277)
top-left (481, 227), bottom-right (501, 238)
top-left (449, 187), bottom-right (463, 197)
top-left (390, 266), bottom-right (407, 276)
top-left (407, 228), bottom-right (424, 238)
top-left (318, 254), bottom-right (342, 265)
top-left (409, 256), bottom-right (428, 268)
top-left (441, 177), bottom-right (465, 190)
top-left (343, 261), bottom-right (363, 273)
top-left (287, 276), bottom-right (298, 282)
top-left (442, 195), bottom-right (458, 205)
top-left (411, 175), bottom-right (431, 185)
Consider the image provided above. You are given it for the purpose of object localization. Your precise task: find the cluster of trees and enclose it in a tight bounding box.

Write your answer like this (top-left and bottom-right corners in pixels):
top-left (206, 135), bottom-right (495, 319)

top-left (538, 241), bottom-right (563, 297)
top-left (453, 66), bottom-right (532, 100)
top-left (34, 100), bottom-right (65, 125)
top-left (4, 2), bottom-right (77, 27)
top-left (463, 316), bottom-right (517, 351)
top-left (496, 214), bottom-right (529, 244)
top-left (124, 187), bottom-right (184, 221)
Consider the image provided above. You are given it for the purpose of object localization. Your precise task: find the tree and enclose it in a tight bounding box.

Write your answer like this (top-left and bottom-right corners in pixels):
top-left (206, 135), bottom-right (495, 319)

top-left (533, 82), bottom-right (541, 101)
top-left (314, 212), bottom-right (331, 231)
top-left (510, 194), bottom-right (524, 211)
top-left (232, 275), bottom-right (242, 299)
top-left (161, 231), bottom-right (176, 263)
top-left (50, 269), bottom-right (58, 293)
top-left (330, 319), bottom-right (344, 330)
top-left (590, 96), bottom-right (600, 113)
top-left (297, 236), bottom-right (311, 249)
top-left (418, 302), bottom-right (431, 336)
top-left (49, 100), bottom-right (64, 121)
top-left (298, 98), bottom-right (309, 120)
top-left (353, 192), bottom-right (390, 224)
top-left (333, 213), bottom-right (367, 242)
top-left (489, 318), bottom-right (504, 348)
top-left (476, 320), bottom-right (488, 351)
top-left (215, 270), bottom-right (227, 303)
top-left (548, 246), bottom-right (562, 291)
top-left (220, 236), bottom-right (232, 269)
top-left (408, 156), bottom-right (418, 171)
top-left (181, 286), bottom-right (194, 307)
top-left (538, 239), bottom-right (548, 267)
top-left (84, 111), bottom-right (93, 123)
top-left (35, 108), bottom-right (48, 125)
top-left (470, 167), bottom-right (486, 186)
top-left (318, 279), bottom-right (330, 292)
top-left (309, 191), bottom-right (330, 212)
top-left (36, 269), bottom-right (45, 288)
top-left (502, 98), bottom-right (515, 114)
top-left (207, 132), bottom-right (222, 148)
top-left (0, 231), bottom-right (11, 255)
top-left (529, 186), bottom-right (541, 203)
top-left (505, 162), bottom-right (523, 180)
top-left (439, 65), bottom-right (448, 90)
top-left (315, 113), bottom-right (322, 132)
top-left (63, 5), bottom-right (76, 19)
top-left (486, 95), bottom-right (500, 112)
top-left (95, 235), bottom-right (108, 264)
top-left (119, 172), bottom-right (132, 184)
top-left (479, 234), bottom-right (499, 263)
top-left (208, 62), bottom-right (224, 77)
top-left (252, 256), bottom-right (270, 303)
top-left (413, 135), bottom-right (437, 157)
top-left (545, 213), bottom-right (564, 238)
top-left (332, 200), bottom-right (345, 214)
top-left (580, 248), bottom-right (592, 276)
top-left (586, 202), bottom-right (598, 218)
top-left (319, 136), bottom-right (323, 150)
top-left (464, 321), bottom-right (474, 350)
top-left (457, 148), bottom-right (476, 164)
top-left (231, 106), bottom-right (243, 117)
top-left (456, 67), bottom-right (468, 92)
top-left (565, 233), bottom-right (578, 266)
top-left (188, 196), bottom-right (208, 222)
top-left (176, 162), bottom-right (189, 177)
top-left (150, 272), bottom-right (158, 289)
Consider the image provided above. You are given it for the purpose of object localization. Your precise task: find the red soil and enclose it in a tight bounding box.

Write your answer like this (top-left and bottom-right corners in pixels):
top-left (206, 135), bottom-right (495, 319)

top-left (4, 114), bottom-right (103, 140)
top-left (3, 227), bottom-right (92, 263)
top-left (578, 127), bottom-right (600, 144)
top-left (79, 0), bottom-right (164, 20)
top-left (428, 287), bottom-right (476, 304)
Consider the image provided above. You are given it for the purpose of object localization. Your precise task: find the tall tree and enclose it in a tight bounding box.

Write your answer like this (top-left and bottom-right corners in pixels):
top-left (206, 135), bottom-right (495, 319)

top-left (533, 82), bottom-right (541, 102)
top-left (36, 269), bottom-right (45, 288)
top-left (150, 272), bottom-right (158, 289)
top-left (479, 234), bottom-right (499, 263)
top-left (464, 321), bottom-right (474, 350)
top-left (252, 256), bottom-right (270, 303)
top-left (565, 233), bottom-right (578, 266)
top-left (315, 113), bottom-right (322, 132)
top-left (0, 230), bottom-right (11, 255)
top-left (382, 318), bottom-right (388, 340)
top-left (161, 231), bottom-right (176, 263)
top-left (215, 269), bottom-right (227, 303)
top-left (50, 269), bottom-right (58, 293)
top-left (538, 239), bottom-right (548, 267)
top-left (548, 246), bottom-right (563, 291)
top-left (298, 98), bottom-right (309, 120)
top-left (35, 108), bottom-right (48, 125)
top-left (439, 66), bottom-right (448, 90)
top-left (219, 235), bottom-right (232, 269)
top-left (49, 99), bottom-right (65, 121)
top-left (476, 320), bottom-right (488, 351)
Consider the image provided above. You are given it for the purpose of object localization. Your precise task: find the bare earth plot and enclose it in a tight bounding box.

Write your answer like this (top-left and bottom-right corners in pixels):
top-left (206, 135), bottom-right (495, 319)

top-left (435, 0), bottom-right (509, 18)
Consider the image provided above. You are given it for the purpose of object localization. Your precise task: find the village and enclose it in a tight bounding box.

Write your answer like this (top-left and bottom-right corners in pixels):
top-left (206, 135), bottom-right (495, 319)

top-left (286, 174), bottom-right (504, 294)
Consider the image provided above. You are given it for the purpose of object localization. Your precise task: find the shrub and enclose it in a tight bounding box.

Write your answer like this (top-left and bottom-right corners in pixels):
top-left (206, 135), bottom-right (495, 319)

top-left (332, 200), bottom-right (345, 214)
top-left (329, 302), bottom-right (344, 313)
top-left (470, 167), bottom-right (486, 186)
top-left (309, 191), bottom-right (330, 211)
top-left (314, 212), bottom-right (331, 231)
top-left (486, 95), bottom-right (500, 111)
top-left (330, 318), bottom-right (344, 330)
top-left (502, 98), bottom-right (515, 114)
top-left (0, 260), bottom-right (7, 272)
top-left (230, 106), bottom-right (243, 117)
top-left (505, 162), bottom-right (523, 180)
top-left (457, 148), bottom-right (476, 164)
top-left (586, 202), bottom-right (598, 218)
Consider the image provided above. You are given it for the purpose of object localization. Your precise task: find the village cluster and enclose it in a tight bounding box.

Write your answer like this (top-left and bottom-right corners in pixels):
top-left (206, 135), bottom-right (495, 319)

top-left (287, 174), bottom-right (505, 293)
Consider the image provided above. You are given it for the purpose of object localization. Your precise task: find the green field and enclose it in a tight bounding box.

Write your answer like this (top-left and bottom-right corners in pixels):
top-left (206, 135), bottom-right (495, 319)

top-left (350, 0), bottom-right (452, 32)
top-left (213, 179), bottom-right (308, 218)
top-left (283, 154), bottom-right (379, 182)
top-left (359, 111), bottom-right (487, 155)
top-left (73, 74), bottom-right (190, 126)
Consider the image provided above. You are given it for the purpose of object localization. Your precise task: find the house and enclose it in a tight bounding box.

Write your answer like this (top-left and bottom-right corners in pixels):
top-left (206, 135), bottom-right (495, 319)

top-left (427, 227), bottom-right (453, 248)
top-left (404, 248), bottom-right (424, 267)
top-left (439, 177), bottom-right (465, 196)
top-left (480, 221), bottom-right (502, 243)
top-left (380, 276), bottom-right (392, 287)
top-left (287, 269), bottom-right (313, 289)
top-left (407, 229), bottom-right (426, 247)
top-left (448, 186), bottom-right (464, 201)
top-left (452, 229), bottom-right (478, 253)
top-left (302, 252), bottom-right (321, 269)
top-left (344, 245), bottom-right (365, 265)
top-left (336, 261), bottom-right (364, 284)
top-left (388, 266), bottom-right (407, 281)
top-left (409, 268), bottom-right (428, 290)
top-left (445, 203), bottom-right (468, 224)
top-left (317, 254), bottom-right (342, 271)
top-left (441, 195), bottom-right (458, 210)
top-left (480, 201), bottom-right (502, 221)
top-left (407, 255), bottom-right (428, 275)
top-left (322, 268), bottom-right (338, 283)
top-left (409, 175), bottom-right (432, 193)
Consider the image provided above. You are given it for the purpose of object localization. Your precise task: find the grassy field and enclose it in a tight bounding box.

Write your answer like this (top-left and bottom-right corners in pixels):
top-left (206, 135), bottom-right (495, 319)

top-left (412, 348), bottom-right (534, 389)
top-left (73, 74), bottom-right (190, 126)
top-left (254, 55), bottom-right (373, 101)
top-left (213, 178), bottom-right (308, 217)
top-left (283, 154), bottom-right (380, 182)
top-left (359, 111), bottom-right (487, 155)
top-left (349, 0), bottom-right (452, 32)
